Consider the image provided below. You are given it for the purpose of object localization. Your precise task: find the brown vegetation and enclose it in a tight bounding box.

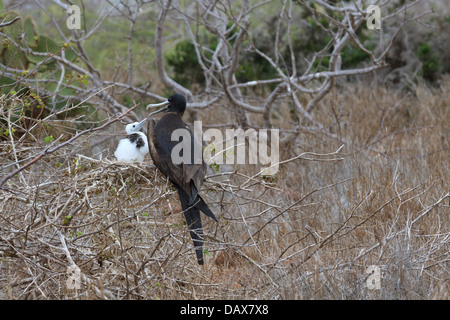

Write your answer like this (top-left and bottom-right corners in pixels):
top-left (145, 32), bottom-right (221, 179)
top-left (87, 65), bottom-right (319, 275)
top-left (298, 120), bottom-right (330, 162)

top-left (1, 78), bottom-right (448, 299)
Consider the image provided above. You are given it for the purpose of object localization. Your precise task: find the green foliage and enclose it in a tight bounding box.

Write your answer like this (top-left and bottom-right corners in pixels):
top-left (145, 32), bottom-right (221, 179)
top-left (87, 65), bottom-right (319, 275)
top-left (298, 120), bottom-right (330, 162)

top-left (302, 16), bottom-right (372, 72)
top-left (44, 135), bottom-right (54, 143)
top-left (209, 162), bottom-right (220, 174)
top-left (417, 43), bottom-right (439, 82)
top-left (27, 35), bottom-right (59, 64)
top-left (341, 42), bottom-right (374, 68)
top-left (166, 41), bottom-right (205, 87)
top-left (0, 75), bottom-right (17, 95)
top-left (164, 27), bottom-right (279, 89)
top-left (30, 92), bottom-right (46, 109)
top-left (23, 16), bottom-right (38, 47)
top-left (0, 9), bottom-right (90, 132)
top-left (0, 10), bottom-right (77, 79)
top-left (63, 215), bottom-right (72, 226)
top-left (235, 51), bottom-right (279, 83)
top-left (0, 11), bottom-right (28, 70)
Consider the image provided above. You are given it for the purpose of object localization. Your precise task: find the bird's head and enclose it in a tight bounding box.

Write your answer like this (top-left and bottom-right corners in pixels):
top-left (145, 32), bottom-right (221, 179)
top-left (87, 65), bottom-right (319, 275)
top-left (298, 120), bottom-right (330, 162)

top-left (125, 119), bottom-right (146, 134)
top-left (146, 93), bottom-right (186, 117)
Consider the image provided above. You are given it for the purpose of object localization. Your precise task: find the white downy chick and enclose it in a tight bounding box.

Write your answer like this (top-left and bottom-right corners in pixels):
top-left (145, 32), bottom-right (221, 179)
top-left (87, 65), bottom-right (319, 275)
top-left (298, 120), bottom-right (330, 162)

top-left (114, 119), bottom-right (149, 162)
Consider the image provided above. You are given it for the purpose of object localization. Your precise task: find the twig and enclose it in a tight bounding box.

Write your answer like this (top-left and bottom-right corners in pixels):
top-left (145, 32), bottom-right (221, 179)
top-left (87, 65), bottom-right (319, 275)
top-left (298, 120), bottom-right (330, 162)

top-left (0, 16), bottom-right (21, 27)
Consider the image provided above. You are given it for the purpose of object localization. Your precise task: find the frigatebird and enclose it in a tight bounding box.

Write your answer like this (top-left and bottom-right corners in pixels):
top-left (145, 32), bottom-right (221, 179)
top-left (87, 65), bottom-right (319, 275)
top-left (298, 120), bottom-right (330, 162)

top-left (114, 119), bottom-right (149, 162)
top-left (146, 94), bottom-right (217, 265)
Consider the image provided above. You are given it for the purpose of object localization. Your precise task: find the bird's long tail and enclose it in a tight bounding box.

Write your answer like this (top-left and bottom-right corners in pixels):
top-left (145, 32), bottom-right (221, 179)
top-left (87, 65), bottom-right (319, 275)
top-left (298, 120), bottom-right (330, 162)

top-left (176, 187), bottom-right (217, 265)
top-left (194, 195), bottom-right (218, 222)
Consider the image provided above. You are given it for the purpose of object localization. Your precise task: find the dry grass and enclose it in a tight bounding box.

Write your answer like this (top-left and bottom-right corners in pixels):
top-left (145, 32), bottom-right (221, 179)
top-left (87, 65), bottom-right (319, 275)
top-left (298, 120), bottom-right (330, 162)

top-left (0, 79), bottom-right (449, 300)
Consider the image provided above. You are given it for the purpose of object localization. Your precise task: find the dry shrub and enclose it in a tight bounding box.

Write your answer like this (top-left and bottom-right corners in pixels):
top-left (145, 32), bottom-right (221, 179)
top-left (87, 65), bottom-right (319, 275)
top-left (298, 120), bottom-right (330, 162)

top-left (0, 79), bottom-right (448, 299)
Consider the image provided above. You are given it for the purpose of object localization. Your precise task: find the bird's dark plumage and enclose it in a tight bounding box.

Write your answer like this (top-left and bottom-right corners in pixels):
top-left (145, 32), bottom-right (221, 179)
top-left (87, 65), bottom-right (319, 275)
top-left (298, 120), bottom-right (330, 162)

top-left (147, 94), bottom-right (217, 265)
top-left (128, 133), bottom-right (146, 149)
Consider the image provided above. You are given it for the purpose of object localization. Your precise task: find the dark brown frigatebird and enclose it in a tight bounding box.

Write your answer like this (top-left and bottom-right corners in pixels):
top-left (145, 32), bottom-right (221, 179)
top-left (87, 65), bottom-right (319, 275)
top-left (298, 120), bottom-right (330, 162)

top-left (146, 93), bottom-right (217, 265)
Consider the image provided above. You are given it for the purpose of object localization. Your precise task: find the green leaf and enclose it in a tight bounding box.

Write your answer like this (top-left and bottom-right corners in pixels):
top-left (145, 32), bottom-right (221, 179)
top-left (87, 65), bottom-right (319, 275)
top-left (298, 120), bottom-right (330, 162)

top-left (27, 35), bottom-right (59, 64)
top-left (23, 16), bottom-right (38, 47)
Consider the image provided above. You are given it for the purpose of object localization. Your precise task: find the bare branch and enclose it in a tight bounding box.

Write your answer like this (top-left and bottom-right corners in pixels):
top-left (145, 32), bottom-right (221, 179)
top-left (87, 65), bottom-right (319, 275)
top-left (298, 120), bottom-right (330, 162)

top-left (0, 93), bottom-right (138, 190)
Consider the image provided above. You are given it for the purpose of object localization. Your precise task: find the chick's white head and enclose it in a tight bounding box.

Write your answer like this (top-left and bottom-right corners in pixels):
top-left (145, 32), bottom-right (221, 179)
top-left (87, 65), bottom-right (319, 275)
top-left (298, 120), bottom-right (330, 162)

top-left (125, 119), bottom-right (146, 134)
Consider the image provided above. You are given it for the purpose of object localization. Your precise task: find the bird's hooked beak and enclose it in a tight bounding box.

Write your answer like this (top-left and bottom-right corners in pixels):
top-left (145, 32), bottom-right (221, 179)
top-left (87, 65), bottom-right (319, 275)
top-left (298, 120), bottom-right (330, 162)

top-left (146, 100), bottom-right (170, 117)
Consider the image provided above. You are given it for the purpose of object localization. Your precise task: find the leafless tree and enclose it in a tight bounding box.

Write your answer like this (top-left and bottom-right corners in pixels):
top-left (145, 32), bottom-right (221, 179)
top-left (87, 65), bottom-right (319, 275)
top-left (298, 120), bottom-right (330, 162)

top-left (0, 0), bottom-right (432, 185)
top-left (2, 0), bottom-right (431, 132)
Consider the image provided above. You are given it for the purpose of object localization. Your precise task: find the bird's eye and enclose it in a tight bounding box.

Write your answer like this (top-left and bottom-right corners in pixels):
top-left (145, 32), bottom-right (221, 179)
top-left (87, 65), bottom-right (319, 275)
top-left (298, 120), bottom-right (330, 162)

top-left (133, 125), bottom-right (135, 128)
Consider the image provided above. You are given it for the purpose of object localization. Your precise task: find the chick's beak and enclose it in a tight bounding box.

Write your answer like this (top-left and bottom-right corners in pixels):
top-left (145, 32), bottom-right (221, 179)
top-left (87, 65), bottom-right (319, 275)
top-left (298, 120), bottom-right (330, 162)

top-left (135, 119), bottom-right (147, 131)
